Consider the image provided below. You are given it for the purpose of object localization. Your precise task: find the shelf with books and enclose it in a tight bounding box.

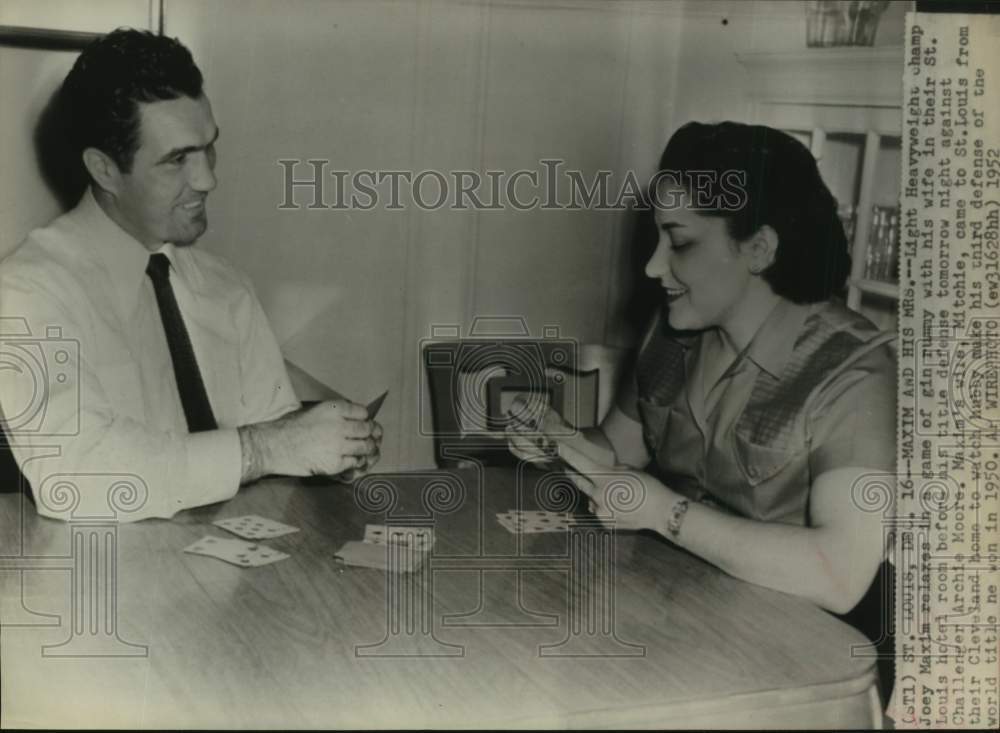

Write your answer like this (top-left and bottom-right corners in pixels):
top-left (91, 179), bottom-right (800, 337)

top-left (738, 46), bottom-right (903, 330)
top-left (862, 204), bottom-right (899, 286)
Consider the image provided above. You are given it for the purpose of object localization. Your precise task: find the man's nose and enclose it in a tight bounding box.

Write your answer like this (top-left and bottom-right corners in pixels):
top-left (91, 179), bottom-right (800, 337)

top-left (189, 152), bottom-right (217, 192)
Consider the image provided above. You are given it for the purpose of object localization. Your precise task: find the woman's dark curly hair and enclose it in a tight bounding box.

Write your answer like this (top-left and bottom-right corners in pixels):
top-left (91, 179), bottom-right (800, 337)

top-left (656, 121), bottom-right (851, 304)
top-left (62, 28), bottom-right (203, 173)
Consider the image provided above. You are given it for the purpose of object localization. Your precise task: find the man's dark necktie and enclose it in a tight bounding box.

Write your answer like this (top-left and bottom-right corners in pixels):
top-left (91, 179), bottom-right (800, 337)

top-left (146, 253), bottom-right (218, 432)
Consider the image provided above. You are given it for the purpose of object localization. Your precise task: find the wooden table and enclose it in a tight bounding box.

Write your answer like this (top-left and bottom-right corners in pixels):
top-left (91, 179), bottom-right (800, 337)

top-left (0, 467), bottom-right (882, 728)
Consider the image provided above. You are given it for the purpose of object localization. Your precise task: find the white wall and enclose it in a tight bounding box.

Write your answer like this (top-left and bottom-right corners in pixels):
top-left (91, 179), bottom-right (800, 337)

top-left (164, 0), bottom-right (684, 470)
top-left (0, 46), bottom-right (75, 256)
top-left (0, 0), bottom-right (152, 256)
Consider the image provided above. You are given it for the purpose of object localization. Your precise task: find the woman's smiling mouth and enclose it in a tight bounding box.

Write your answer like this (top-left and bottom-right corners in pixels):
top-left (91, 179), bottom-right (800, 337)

top-left (664, 286), bottom-right (687, 303)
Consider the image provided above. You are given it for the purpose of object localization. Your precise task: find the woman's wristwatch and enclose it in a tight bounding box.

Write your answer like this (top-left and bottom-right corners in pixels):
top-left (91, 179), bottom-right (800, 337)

top-left (666, 498), bottom-right (689, 540)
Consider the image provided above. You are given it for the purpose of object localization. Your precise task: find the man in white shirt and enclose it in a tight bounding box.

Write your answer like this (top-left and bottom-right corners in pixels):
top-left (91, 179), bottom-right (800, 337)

top-left (0, 29), bottom-right (382, 521)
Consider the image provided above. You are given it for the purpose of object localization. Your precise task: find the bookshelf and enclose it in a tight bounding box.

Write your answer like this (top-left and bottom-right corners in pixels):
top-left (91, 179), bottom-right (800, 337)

top-left (737, 47), bottom-right (903, 330)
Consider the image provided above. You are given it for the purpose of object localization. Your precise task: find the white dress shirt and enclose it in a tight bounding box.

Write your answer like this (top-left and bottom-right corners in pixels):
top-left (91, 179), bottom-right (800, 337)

top-left (0, 188), bottom-right (299, 521)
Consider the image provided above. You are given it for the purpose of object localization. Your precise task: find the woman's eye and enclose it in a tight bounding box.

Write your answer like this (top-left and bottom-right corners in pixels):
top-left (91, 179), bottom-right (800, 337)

top-left (670, 240), bottom-right (694, 252)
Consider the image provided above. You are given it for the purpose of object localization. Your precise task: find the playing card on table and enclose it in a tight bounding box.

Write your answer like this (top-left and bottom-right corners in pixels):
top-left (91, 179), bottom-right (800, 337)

top-left (213, 514), bottom-right (300, 540)
top-left (366, 390), bottom-right (388, 420)
top-left (183, 536), bottom-right (290, 568)
top-left (363, 524), bottom-right (435, 550)
top-left (496, 510), bottom-right (578, 534)
top-left (334, 540), bottom-right (429, 573)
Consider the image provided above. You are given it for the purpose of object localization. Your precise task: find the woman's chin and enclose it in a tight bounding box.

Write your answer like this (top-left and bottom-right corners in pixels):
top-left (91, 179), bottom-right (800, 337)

top-left (666, 307), bottom-right (698, 331)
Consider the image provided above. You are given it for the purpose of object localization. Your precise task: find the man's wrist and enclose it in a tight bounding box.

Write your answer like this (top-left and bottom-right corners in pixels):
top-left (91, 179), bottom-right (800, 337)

top-left (238, 424), bottom-right (268, 484)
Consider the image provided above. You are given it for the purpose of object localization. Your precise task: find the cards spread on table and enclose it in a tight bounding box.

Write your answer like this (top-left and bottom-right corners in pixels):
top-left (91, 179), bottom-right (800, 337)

top-left (213, 514), bottom-right (300, 540)
top-left (335, 523), bottom-right (432, 572)
top-left (183, 536), bottom-right (290, 567)
top-left (366, 390), bottom-right (388, 420)
top-left (496, 510), bottom-right (579, 534)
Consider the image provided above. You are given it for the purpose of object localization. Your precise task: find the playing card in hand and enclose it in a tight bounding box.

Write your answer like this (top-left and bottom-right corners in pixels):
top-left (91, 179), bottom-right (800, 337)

top-left (506, 411), bottom-right (561, 462)
top-left (366, 390), bottom-right (388, 420)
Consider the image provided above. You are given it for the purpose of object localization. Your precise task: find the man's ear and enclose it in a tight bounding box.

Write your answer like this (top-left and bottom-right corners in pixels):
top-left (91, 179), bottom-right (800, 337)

top-left (746, 225), bottom-right (779, 275)
top-left (81, 147), bottom-right (122, 195)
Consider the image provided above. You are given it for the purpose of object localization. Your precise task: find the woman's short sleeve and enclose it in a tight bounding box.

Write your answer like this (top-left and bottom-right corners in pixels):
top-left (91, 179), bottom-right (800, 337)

top-left (616, 360), bottom-right (642, 421)
top-left (614, 311), bottom-right (664, 423)
top-left (807, 343), bottom-right (896, 476)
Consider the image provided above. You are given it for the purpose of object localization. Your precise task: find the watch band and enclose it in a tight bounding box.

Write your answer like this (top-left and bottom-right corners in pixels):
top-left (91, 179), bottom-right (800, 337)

top-left (666, 498), bottom-right (689, 540)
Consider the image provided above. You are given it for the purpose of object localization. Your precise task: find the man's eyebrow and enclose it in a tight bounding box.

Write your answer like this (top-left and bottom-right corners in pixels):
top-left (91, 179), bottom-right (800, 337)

top-left (155, 126), bottom-right (220, 164)
top-left (659, 221), bottom-right (687, 230)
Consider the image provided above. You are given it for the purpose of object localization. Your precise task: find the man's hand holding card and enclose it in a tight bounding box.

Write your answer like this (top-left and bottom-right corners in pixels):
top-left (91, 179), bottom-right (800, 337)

top-left (338, 390), bottom-right (388, 482)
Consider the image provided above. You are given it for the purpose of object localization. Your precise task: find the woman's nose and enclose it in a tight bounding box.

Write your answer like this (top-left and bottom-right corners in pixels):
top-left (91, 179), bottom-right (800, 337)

top-left (645, 237), bottom-right (670, 279)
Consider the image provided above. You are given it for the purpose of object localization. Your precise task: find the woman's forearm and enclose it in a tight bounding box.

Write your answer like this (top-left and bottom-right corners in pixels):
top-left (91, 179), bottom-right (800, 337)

top-left (661, 468), bottom-right (884, 614)
top-left (666, 501), bottom-right (851, 612)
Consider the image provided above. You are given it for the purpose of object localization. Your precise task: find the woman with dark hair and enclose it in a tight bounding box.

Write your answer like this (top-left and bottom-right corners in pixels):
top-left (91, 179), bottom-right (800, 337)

top-left (509, 121), bottom-right (895, 700)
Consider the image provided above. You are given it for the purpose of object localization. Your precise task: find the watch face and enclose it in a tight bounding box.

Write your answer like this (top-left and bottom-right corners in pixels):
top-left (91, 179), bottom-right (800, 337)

top-left (667, 499), bottom-right (689, 537)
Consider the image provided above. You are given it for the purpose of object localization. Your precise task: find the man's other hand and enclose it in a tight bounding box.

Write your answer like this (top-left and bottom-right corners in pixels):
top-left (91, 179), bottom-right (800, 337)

top-left (239, 399), bottom-right (382, 483)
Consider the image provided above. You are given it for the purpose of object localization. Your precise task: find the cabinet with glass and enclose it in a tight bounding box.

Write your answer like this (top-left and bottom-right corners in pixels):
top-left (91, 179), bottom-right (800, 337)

top-left (737, 46), bottom-right (903, 331)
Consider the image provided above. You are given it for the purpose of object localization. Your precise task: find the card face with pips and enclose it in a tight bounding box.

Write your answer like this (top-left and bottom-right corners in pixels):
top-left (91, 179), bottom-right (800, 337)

top-left (496, 510), bottom-right (577, 534)
top-left (213, 515), bottom-right (300, 540)
top-left (183, 536), bottom-right (290, 567)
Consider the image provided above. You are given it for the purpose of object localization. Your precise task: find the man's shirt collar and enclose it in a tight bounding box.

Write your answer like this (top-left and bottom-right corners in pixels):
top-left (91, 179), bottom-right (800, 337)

top-left (76, 188), bottom-right (172, 313)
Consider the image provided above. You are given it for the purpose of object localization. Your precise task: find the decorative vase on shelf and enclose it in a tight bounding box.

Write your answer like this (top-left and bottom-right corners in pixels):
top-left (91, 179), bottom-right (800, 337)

top-left (805, 0), bottom-right (889, 47)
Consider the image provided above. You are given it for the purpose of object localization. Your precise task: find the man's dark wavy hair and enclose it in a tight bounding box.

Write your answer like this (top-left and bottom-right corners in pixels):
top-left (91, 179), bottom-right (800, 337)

top-left (62, 27), bottom-right (203, 174)
top-left (657, 121), bottom-right (851, 304)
